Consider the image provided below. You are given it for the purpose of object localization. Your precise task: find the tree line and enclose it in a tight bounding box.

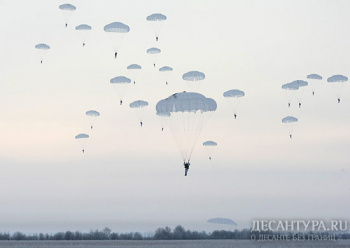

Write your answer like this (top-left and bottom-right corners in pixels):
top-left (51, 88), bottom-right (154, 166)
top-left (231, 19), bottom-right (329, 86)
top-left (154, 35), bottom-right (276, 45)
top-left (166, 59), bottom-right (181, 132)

top-left (0, 226), bottom-right (349, 240)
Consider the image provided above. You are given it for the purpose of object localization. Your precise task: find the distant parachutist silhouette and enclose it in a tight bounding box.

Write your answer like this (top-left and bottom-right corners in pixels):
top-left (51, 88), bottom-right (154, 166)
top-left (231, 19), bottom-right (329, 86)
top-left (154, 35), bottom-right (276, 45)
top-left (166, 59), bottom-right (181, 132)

top-left (312, 91), bottom-right (315, 96)
top-left (289, 134), bottom-right (292, 139)
top-left (40, 60), bottom-right (43, 64)
top-left (184, 162), bottom-right (190, 176)
top-left (83, 43), bottom-right (85, 47)
top-left (153, 63), bottom-right (155, 68)
top-left (114, 52), bottom-right (117, 59)
top-left (288, 103), bottom-right (290, 107)
top-left (134, 81), bottom-right (136, 85)
top-left (166, 82), bottom-right (168, 85)
top-left (156, 36), bottom-right (158, 42)
top-left (338, 98), bottom-right (341, 103)
top-left (298, 102), bottom-right (301, 108)
top-left (209, 157), bottom-right (211, 161)
top-left (234, 114), bottom-right (237, 119)
top-left (120, 100), bottom-right (123, 105)
top-left (65, 23), bottom-right (68, 28)
top-left (82, 149), bottom-right (85, 153)
top-left (161, 127), bottom-right (164, 131)
top-left (140, 121), bottom-right (143, 127)
top-left (91, 126), bottom-right (93, 130)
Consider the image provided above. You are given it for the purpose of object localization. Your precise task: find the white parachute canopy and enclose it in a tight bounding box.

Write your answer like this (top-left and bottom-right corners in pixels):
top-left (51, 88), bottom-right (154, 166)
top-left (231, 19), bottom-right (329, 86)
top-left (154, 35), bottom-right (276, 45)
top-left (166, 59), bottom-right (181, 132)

top-left (282, 116), bottom-right (298, 139)
top-left (85, 110), bottom-right (100, 129)
top-left (147, 47), bottom-right (161, 67)
top-left (146, 13), bottom-right (167, 41)
top-left (104, 22), bottom-right (130, 58)
top-left (327, 74), bottom-right (348, 103)
top-left (35, 43), bottom-right (50, 64)
top-left (156, 92), bottom-right (217, 163)
top-left (110, 76), bottom-right (131, 103)
top-left (127, 64), bottom-right (142, 85)
top-left (129, 100), bottom-right (149, 125)
top-left (307, 74), bottom-right (322, 96)
top-left (59, 4), bottom-right (76, 27)
top-left (182, 71), bottom-right (205, 90)
top-left (203, 141), bottom-right (217, 161)
top-left (75, 133), bottom-right (89, 153)
top-left (75, 24), bottom-right (92, 47)
top-left (207, 218), bottom-right (237, 226)
top-left (156, 111), bottom-right (171, 131)
top-left (159, 66), bottom-right (173, 85)
top-left (223, 89), bottom-right (245, 119)
top-left (203, 141), bottom-right (217, 146)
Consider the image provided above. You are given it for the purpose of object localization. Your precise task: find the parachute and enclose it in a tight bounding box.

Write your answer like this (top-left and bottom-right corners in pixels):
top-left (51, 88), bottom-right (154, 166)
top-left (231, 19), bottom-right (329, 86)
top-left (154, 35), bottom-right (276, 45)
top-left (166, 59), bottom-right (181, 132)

top-left (85, 110), bottom-right (100, 129)
top-left (147, 47), bottom-right (161, 67)
top-left (156, 111), bottom-right (171, 131)
top-left (203, 141), bottom-right (217, 161)
top-left (75, 133), bottom-right (89, 153)
top-left (75, 24), bottom-right (92, 47)
top-left (282, 82), bottom-right (299, 108)
top-left (307, 74), bottom-right (322, 96)
top-left (110, 76), bottom-right (131, 104)
top-left (327, 74), bottom-right (348, 103)
top-left (35, 43), bottom-right (50, 64)
top-left (127, 64), bottom-right (142, 85)
top-left (159, 66), bottom-right (173, 85)
top-left (59, 4), bottom-right (76, 27)
top-left (207, 218), bottom-right (237, 226)
top-left (182, 71), bottom-right (205, 90)
top-left (156, 92), bottom-right (217, 168)
top-left (223, 89), bottom-right (245, 119)
top-left (129, 100), bottom-right (149, 126)
top-left (146, 13), bottom-right (167, 42)
top-left (290, 80), bottom-right (308, 108)
top-left (104, 22), bottom-right (130, 58)
top-left (282, 116), bottom-right (298, 139)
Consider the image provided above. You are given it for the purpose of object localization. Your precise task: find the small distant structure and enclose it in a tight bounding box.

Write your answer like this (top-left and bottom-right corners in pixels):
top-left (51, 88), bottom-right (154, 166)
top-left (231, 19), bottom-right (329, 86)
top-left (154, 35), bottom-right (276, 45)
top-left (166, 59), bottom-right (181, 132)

top-left (207, 217), bottom-right (237, 226)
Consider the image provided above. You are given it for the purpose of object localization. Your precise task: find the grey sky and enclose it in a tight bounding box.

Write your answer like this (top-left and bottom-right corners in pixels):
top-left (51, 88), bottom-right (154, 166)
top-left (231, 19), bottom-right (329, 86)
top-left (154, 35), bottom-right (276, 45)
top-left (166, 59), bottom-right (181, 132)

top-left (0, 0), bottom-right (349, 233)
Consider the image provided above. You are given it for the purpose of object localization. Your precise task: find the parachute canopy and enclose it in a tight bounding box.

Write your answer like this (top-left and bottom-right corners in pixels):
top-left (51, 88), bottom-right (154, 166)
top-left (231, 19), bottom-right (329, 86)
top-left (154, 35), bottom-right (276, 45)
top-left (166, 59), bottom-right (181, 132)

top-left (156, 111), bottom-right (171, 117)
top-left (207, 218), bottom-right (237, 226)
top-left (104, 22), bottom-right (130, 33)
top-left (86, 110), bottom-right (100, 117)
top-left (327, 75), bottom-right (348, 83)
top-left (159, 66), bottom-right (173, 72)
top-left (127, 64), bottom-right (142, 70)
top-left (307, 74), bottom-right (322, 80)
top-left (223, 89), bottom-right (245, 98)
top-left (59, 4), bottom-right (76, 11)
top-left (290, 80), bottom-right (308, 87)
top-left (156, 92), bottom-right (217, 113)
top-left (75, 133), bottom-right (89, 139)
top-left (110, 76), bottom-right (131, 84)
top-left (75, 24), bottom-right (92, 30)
top-left (282, 83), bottom-right (299, 90)
top-left (182, 71), bottom-right (205, 81)
top-left (282, 116), bottom-right (298, 123)
top-left (147, 47), bottom-right (161, 54)
top-left (129, 100), bottom-right (149, 108)
top-left (35, 43), bottom-right (50, 50)
top-left (203, 141), bottom-right (217, 146)
top-left (146, 13), bottom-right (167, 21)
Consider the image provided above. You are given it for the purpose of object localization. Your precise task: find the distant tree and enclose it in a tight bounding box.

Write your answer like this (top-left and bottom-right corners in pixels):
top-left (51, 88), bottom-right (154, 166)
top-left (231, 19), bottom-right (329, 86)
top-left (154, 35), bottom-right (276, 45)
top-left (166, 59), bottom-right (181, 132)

top-left (173, 225), bottom-right (185, 239)
top-left (103, 227), bottom-right (111, 239)
top-left (12, 232), bottom-right (26, 240)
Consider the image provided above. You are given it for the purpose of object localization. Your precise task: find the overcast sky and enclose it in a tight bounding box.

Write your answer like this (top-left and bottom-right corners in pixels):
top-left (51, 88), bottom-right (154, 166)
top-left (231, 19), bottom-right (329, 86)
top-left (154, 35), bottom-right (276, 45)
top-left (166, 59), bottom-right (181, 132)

top-left (0, 0), bottom-right (349, 234)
